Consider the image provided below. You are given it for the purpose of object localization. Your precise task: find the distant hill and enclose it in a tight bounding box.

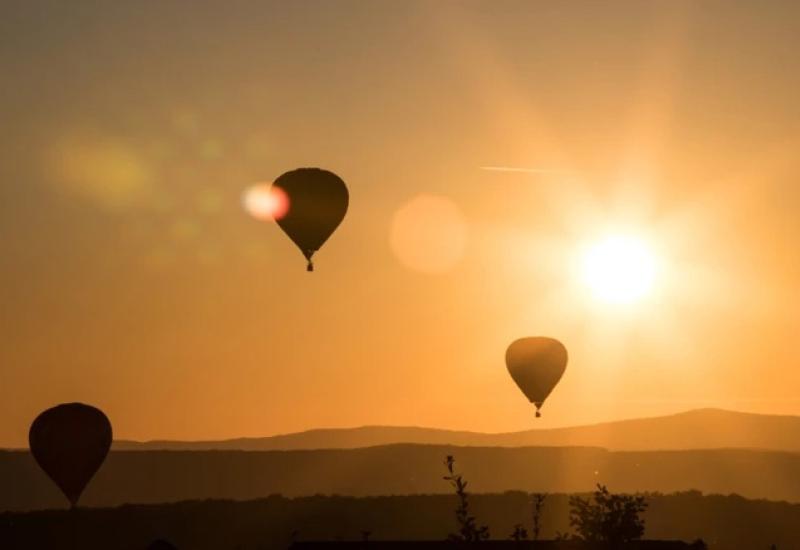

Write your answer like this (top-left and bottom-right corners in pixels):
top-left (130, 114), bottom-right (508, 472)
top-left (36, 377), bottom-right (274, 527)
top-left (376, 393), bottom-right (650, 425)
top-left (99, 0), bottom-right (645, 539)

top-left (113, 409), bottom-right (800, 452)
top-left (4, 444), bottom-right (800, 511)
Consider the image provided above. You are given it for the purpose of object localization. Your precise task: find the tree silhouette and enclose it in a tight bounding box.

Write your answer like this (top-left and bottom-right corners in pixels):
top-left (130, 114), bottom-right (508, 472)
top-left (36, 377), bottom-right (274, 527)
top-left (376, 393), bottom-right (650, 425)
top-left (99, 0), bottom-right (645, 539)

top-left (442, 455), bottom-right (490, 542)
top-left (531, 493), bottom-right (547, 540)
top-left (569, 484), bottom-right (647, 544)
top-left (509, 524), bottom-right (528, 541)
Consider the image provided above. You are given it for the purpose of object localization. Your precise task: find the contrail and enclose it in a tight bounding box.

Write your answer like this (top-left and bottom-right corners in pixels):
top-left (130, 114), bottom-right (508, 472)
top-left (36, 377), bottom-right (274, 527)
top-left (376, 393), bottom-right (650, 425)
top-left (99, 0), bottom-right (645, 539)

top-left (480, 166), bottom-right (575, 175)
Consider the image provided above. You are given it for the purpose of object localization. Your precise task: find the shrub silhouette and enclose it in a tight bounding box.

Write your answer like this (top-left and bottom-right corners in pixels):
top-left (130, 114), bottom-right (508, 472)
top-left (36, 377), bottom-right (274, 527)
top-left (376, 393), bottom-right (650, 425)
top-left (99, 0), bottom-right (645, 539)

top-left (569, 484), bottom-right (647, 544)
top-left (442, 455), bottom-right (490, 542)
top-left (509, 524), bottom-right (528, 541)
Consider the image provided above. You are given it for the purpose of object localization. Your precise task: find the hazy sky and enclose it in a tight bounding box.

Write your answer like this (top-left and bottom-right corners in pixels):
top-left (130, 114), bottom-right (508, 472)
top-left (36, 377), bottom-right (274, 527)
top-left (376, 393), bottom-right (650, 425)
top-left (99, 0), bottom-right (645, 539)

top-left (2, 1), bottom-right (800, 447)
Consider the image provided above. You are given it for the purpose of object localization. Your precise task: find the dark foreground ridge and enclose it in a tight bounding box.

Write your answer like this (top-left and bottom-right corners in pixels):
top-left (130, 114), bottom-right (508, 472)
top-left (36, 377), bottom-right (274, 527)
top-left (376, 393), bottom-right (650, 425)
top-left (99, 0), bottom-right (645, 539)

top-left (291, 542), bottom-right (704, 550)
top-left (1, 492), bottom-right (795, 550)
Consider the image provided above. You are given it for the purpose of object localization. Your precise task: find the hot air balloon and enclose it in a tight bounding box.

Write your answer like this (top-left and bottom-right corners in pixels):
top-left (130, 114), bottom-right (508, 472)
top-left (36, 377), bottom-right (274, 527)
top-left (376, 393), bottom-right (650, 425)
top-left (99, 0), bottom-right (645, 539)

top-left (506, 337), bottom-right (568, 418)
top-left (271, 167), bottom-right (349, 271)
top-left (28, 403), bottom-right (112, 508)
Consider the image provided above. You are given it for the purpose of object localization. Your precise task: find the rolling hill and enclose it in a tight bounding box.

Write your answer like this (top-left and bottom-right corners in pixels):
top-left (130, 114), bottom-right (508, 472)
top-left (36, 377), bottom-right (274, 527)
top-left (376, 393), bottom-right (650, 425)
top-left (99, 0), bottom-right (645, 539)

top-left (6, 408), bottom-right (800, 512)
top-left (112, 409), bottom-right (800, 452)
top-left (4, 444), bottom-right (800, 511)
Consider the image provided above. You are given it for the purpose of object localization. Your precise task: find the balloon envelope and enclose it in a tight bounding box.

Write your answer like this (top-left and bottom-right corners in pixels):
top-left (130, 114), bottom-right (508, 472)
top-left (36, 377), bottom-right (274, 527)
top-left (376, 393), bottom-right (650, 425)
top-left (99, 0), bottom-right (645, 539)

top-left (506, 337), bottom-right (568, 416)
top-left (28, 403), bottom-right (112, 507)
top-left (272, 168), bottom-right (349, 271)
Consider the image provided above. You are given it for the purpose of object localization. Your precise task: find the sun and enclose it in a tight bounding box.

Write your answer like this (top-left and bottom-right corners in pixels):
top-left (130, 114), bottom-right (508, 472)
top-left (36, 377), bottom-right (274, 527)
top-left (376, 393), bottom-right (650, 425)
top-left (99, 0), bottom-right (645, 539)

top-left (581, 234), bottom-right (659, 305)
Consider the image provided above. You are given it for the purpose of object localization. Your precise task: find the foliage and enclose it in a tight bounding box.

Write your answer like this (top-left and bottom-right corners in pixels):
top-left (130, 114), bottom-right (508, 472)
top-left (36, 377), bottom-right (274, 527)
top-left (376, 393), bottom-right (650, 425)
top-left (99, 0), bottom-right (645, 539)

top-left (569, 484), bottom-right (648, 544)
top-left (531, 493), bottom-right (547, 540)
top-left (442, 455), bottom-right (490, 542)
top-left (509, 523), bottom-right (528, 541)
top-left (554, 531), bottom-right (574, 541)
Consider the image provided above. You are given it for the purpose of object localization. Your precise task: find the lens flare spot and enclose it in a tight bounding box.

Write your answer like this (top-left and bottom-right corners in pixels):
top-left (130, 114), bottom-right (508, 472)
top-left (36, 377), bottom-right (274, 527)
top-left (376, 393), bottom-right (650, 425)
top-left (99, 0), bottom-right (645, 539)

top-left (390, 194), bottom-right (468, 274)
top-left (47, 133), bottom-right (153, 210)
top-left (242, 184), bottom-right (290, 221)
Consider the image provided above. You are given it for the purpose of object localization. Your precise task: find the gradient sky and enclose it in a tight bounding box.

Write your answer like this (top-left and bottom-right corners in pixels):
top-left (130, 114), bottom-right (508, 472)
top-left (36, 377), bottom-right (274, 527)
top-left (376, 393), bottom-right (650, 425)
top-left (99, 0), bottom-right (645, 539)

top-left (2, 1), bottom-right (800, 447)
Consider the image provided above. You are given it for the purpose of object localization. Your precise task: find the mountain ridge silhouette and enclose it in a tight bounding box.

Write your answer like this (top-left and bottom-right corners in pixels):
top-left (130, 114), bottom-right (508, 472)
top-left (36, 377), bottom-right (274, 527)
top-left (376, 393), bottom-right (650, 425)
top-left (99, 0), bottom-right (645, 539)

top-left (109, 408), bottom-right (800, 452)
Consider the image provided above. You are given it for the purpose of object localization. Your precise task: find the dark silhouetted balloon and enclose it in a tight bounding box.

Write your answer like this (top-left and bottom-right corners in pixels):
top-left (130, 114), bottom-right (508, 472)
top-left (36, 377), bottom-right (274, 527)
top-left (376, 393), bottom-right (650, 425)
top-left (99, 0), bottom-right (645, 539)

top-left (148, 540), bottom-right (178, 550)
top-left (28, 403), bottom-right (112, 508)
top-left (506, 337), bottom-right (568, 418)
top-left (272, 168), bottom-right (349, 271)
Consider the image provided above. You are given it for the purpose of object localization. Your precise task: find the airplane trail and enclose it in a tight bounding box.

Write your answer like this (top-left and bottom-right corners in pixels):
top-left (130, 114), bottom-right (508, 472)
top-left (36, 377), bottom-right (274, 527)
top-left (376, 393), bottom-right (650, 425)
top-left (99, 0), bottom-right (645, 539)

top-left (480, 166), bottom-right (576, 175)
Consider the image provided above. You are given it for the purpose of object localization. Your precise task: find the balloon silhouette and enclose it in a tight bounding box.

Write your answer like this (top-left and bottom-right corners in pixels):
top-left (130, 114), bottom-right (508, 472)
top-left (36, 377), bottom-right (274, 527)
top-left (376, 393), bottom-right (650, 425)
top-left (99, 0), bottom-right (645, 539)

top-left (506, 337), bottom-right (568, 418)
top-left (28, 403), bottom-right (112, 508)
top-left (272, 168), bottom-right (349, 271)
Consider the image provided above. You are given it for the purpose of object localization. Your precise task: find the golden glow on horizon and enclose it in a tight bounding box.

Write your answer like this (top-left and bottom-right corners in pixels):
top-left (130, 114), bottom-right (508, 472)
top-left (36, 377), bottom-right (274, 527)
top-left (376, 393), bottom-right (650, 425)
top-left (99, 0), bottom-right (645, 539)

top-left (581, 234), bottom-right (659, 306)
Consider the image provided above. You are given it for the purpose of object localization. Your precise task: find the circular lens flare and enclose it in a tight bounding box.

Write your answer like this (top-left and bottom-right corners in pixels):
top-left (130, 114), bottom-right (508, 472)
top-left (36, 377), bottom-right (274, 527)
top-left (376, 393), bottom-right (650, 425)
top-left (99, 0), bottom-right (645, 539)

top-left (581, 234), bottom-right (658, 305)
top-left (390, 194), bottom-right (467, 274)
top-left (242, 184), bottom-right (289, 221)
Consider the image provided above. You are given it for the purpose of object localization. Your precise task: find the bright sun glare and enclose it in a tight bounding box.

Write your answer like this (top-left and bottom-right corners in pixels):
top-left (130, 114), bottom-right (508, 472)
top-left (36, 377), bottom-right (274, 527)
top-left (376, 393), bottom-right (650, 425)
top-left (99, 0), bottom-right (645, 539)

top-left (581, 235), bottom-right (659, 305)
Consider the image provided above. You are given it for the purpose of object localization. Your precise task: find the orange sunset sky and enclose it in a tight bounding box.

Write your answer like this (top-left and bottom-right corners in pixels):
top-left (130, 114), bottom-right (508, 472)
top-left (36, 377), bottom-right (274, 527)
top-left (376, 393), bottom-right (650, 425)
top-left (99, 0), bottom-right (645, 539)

top-left (2, 1), bottom-right (800, 447)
